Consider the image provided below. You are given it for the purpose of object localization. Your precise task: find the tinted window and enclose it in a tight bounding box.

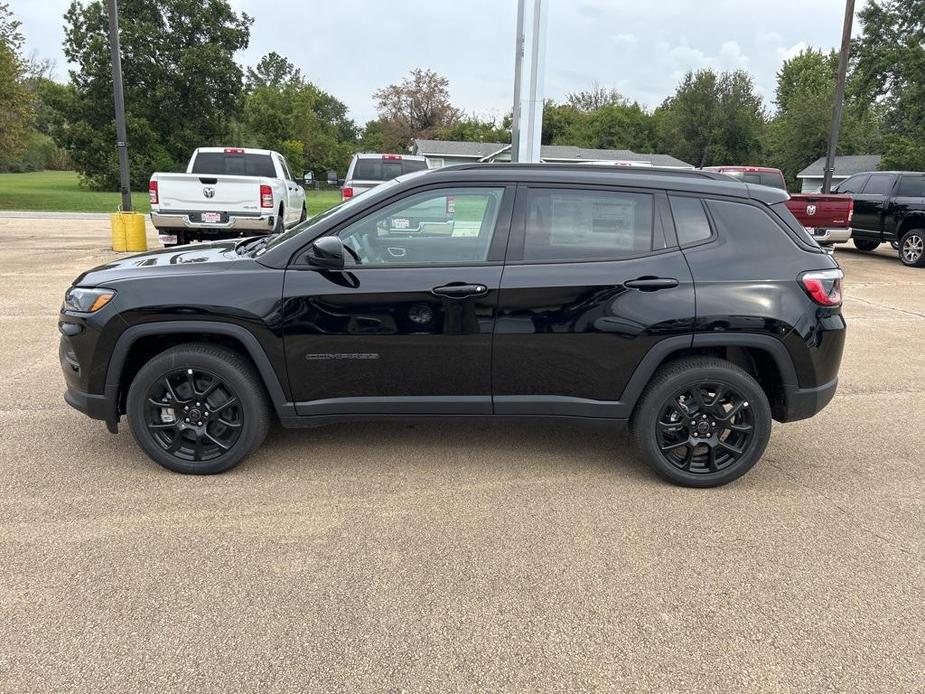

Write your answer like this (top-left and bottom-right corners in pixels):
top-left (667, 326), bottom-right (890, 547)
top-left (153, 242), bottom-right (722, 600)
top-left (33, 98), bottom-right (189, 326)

top-left (862, 173), bottom-right (894, 195)
top-left (191, 152), bottom-right (276, 177)
top-left (837, 174), bottom-right (869, 194)
top-left (337, 187), bottom-right (504, 265)
top-left (895, 175), bottom-right (925, 198)
top-left (351, 158), bottom-right (428, 181)
top-left (669, 196), bottom-right (712, 245)
top-left (523, 189), bottom-right (654, 262)
top-left (706, 199), bottom-right (787, 242)
top-left (725, 171), bottom-right (786, 190)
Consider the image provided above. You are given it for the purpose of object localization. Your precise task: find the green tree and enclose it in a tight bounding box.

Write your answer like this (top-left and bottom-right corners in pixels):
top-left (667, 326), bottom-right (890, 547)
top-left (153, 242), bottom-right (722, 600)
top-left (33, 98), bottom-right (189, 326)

top-left (373, 69), bottom-right (462, 150)
top-left (540, 93), bottom-right (656, 152)
top-left (0, 3), bottom-right (31, 165)
top-left (434, 116), bottom-right (510, 143)
top-left (241, 52), bottom-right (357, 177)
top-left (655, 69), bottom-right (766, 168)
top-left (62, 0), bottom-right (252, 190)
top-left (852, 0), bottom-right (925, 170)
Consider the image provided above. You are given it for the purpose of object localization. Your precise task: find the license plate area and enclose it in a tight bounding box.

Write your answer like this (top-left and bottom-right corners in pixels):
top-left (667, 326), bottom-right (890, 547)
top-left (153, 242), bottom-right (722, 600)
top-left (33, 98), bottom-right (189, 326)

top-left (201, 212), bottom-right (223, 223)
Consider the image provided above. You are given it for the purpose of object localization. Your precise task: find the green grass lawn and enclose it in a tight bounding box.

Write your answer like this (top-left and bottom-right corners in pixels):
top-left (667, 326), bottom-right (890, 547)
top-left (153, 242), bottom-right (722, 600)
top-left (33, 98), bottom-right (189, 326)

top-left (0, 170), bottom-right (343, 216)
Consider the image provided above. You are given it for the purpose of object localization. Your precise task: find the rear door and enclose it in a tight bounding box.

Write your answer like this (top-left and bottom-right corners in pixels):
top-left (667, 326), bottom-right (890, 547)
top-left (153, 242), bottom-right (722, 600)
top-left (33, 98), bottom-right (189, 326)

top-left (492, 184), bottom-right (695, 418)
top-left (885, 174), bottom-right (925, 241)
top-left (283, 184), bottom-right (514, 415)
top-left (852, 173), bottom-right (896, 239)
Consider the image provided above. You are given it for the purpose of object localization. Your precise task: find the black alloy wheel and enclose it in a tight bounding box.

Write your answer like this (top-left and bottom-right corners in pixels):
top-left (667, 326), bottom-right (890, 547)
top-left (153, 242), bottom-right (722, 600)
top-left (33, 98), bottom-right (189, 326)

top-left (127, 343), bottom-right (270, 474)
top-left (655, 383), bottom-right (755, 475)
top-left (144, 367), bottom-right (242, 463)
top-left (631, 357), bottom-right (771, 487)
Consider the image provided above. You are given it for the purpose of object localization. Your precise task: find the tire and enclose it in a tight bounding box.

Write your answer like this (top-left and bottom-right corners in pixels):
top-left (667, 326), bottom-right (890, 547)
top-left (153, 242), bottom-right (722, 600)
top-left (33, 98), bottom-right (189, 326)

top-left (853, 238), bottom-right (880, 252)
top-left (126, 343), bottom-right (271, 474)
top-left (890, 241), bottom-right (900, 251)
top-left (630, 357), bottom-right (772, 488)
top-left (898, 229), bottom-right (925, 267)
top-left (273, 207), bottom-right (285, 234)
top-left (298, 203), bottom-right (307, 223)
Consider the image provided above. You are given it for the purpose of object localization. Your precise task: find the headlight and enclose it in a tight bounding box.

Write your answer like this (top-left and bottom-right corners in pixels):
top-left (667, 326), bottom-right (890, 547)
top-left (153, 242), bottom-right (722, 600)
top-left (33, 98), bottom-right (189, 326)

top-left (63, 287), bottom-right (116, 313)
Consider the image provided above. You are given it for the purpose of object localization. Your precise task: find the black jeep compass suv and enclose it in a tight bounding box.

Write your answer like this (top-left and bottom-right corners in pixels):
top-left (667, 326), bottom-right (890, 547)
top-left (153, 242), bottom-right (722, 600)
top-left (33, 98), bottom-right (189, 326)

top-left (60, 164), bottom-right (845, 487)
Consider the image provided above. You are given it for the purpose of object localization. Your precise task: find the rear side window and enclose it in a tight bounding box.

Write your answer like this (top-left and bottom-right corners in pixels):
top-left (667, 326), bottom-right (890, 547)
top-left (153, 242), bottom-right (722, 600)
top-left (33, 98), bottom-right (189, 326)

top-left (837, 174), bottom-right (869, 194)
top-left (669, 196), bottom-right (712, 245)
top-left (862, 173), bottom-right (895, 195)
top-left (351, 158), bottom-right (428, 181)
top-left (191, 152), bottom-right (276, 177)
top-left (895, 175), bottom-right (925, 198)
top-left (523, 188), bottom-right (654, 262)
top-left (706, 199), bottom-right (788, 243)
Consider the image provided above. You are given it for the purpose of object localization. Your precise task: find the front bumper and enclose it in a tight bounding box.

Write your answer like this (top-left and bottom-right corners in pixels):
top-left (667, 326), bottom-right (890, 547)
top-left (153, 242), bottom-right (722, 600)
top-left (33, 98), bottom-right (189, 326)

top-left (150, 211), bottom-right (275, 233)
top-left (64, 384), bottom-right (120, 422)
top-left (779, 377), bottom-right (838, 422)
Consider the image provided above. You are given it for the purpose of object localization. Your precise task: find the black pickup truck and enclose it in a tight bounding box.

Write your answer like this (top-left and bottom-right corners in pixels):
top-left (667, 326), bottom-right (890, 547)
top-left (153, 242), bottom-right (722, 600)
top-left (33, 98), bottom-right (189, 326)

top-left (833, 171), bottom-right (925, 267)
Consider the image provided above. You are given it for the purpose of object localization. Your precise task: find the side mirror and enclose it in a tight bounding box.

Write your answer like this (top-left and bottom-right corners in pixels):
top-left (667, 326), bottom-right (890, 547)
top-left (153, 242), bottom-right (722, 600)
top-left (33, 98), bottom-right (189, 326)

top-left (302, 170), bottom-right (314, 185)
top-left (326, 169), bottom-right (338, 185)
top-left (305, 236), bottom-right (345, 269)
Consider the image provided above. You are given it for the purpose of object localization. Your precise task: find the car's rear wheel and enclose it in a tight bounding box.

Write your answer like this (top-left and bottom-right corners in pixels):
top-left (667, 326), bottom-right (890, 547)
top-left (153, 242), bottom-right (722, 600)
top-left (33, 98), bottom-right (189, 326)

top-left (273, 206), bottom-right (285, 234)
top-left (126, 343), bottom-right (270, 474)
top-left (899, 229), bottom-right (925, 267)
top-left (853, 238), bottom-right (880, 252)
top-left (299, 203), bottom-right (307, 223)
top-left (631, 357), bottom-right (772, 487)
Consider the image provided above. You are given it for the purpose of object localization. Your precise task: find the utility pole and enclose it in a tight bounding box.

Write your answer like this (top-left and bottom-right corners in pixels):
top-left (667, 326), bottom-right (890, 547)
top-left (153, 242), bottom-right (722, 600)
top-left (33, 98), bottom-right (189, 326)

top-left (510, 0), bottom-right (548, 163)
top-left (106, 0), bottom-right (132, 211)
top-left (822, 0), bottom-right (855, 193)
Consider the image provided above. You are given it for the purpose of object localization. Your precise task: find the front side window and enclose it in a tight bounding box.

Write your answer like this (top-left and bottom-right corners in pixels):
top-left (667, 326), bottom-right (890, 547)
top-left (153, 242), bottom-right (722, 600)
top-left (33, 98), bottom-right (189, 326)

top-left (862, 173), bottom-right (894, 195)
top-left (523, 188), bottom-right (654, 262)
top-left (669, 196), bottom-right (712, 246)
top-left (337, 187), bottom-right (505, 265)
top-left (837, 174), bottom-right (869, 194)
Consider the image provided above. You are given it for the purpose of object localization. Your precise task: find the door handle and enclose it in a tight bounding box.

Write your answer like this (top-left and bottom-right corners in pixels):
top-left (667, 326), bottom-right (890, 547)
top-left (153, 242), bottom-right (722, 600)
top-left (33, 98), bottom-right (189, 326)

top-left (623, 277), bottom-right (679, 291)
top-left (431, 283), bottom-right (488, 299)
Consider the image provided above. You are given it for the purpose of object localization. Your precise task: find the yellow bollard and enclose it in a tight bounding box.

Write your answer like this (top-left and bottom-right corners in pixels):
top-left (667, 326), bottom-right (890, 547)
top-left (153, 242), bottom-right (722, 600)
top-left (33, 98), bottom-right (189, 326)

top-left (124, 212), bottom-right (147, 252)
top-left (110, 212), bottom-right (127, 252)
top-left (109, 212), bottom-right (147, 252)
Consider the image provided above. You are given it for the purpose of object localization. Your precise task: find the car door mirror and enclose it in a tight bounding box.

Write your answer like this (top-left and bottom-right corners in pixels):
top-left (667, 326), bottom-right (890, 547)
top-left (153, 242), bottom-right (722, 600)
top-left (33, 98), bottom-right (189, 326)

top-left (302, 170), bottom-right (314, 185)
top-left (305, 236), bottom-right (345, 269)
top-left (326, 169), bottom-right (339, 185)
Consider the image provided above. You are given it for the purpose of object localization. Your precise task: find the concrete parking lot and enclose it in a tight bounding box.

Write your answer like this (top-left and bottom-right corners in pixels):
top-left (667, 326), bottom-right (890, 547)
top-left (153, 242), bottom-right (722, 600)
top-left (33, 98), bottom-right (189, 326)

top-left (0, 213), bottom-right (922, 693)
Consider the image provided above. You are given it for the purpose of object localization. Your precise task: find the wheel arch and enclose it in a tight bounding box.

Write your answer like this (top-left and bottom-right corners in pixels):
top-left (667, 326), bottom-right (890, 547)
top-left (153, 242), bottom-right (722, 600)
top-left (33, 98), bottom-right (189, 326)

top-left (106, 321), bottom-right (290, 418)
top-left (897, 214), bottom-right (925, 237)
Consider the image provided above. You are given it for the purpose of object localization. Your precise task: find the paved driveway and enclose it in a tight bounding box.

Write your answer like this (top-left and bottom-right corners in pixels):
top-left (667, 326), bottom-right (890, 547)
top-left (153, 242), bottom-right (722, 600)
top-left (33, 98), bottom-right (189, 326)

top-left (0, 215), bottom-right (922, 693)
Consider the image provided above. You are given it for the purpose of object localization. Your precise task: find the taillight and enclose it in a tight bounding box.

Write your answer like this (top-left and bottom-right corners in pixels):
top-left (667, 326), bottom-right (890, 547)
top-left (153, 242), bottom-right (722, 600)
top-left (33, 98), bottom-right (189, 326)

top-left (446, 194), bottom-right (455, 214)
top-left (847, 198), bottom-right (854, 223)
top-left (148, 179), bottom-right (158, 205)
top-left (800, 269), bottom-right (843, 307)
top-left (260, 184), bottom-right (273, 208)
top-left (342, 187), bottom-right (354, 200)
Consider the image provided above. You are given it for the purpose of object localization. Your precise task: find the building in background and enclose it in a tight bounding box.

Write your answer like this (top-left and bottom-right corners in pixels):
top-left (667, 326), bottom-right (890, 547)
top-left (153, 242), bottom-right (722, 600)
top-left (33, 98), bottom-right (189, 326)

top-left (412, 139), bottom-right (693, 169)
top-left (797, 154), bottom-right (883, 192)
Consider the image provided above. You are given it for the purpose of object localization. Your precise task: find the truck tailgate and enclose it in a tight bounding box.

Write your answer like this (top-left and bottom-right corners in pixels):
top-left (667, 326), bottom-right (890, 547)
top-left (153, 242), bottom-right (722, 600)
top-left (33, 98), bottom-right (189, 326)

top-left (154, 173), bottom-right (264, 213)
top-left (786, 194), bottom-right (853, 229)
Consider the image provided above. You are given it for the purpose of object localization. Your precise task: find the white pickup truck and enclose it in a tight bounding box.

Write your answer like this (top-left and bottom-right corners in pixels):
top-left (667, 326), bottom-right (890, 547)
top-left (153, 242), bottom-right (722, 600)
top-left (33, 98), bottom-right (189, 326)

top-left (148, 147), bottom-right (307, 246)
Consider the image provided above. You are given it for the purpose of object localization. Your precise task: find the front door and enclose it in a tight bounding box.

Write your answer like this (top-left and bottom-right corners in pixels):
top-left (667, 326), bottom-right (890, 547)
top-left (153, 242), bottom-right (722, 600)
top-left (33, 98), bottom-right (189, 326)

top-left (283, 184), bottom-right (514, 415)
top-left (492, 185), bottom-right (695, 418)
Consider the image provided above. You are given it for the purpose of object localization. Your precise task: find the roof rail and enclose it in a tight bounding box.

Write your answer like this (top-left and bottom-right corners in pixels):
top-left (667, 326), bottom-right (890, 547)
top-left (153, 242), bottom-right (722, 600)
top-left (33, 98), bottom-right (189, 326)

top-left (443, 162), bottom-right (735, 182)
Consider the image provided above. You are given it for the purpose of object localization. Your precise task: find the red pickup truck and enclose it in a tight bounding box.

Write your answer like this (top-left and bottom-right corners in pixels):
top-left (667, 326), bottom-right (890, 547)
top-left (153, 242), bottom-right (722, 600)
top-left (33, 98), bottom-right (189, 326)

top-left (703, 166), bottom-right (854, 245)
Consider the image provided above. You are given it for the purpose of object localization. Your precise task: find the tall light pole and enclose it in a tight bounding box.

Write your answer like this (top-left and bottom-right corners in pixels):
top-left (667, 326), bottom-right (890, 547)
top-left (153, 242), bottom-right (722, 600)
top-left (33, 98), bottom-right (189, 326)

top-left (510, 0), bottom-right (548, 163)
top-left (106, 0), bottom-right (132, 211)
top-left (822, 0), bottom-right (855, 193)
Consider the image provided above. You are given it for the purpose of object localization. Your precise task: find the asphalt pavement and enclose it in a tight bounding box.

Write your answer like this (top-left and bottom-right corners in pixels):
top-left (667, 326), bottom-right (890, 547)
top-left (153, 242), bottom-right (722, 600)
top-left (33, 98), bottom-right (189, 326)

top-left (0, 214), bottom-right (922, 693)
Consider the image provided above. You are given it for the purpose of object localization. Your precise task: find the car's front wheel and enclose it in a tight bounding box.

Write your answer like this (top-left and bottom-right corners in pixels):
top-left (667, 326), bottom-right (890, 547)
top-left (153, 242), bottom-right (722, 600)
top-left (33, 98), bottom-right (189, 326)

top-left (126, 343), bottom-right (271, 474)
top-left (631, 357), bottom-right (772, 487)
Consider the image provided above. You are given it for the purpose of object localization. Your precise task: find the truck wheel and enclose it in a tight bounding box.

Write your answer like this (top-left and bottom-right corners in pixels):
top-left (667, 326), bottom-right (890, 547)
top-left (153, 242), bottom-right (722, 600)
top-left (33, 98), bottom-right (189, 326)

top-left (126, 343), bottom-right (271, 474)
top-left (853, 238), bottom-right (880, 252)
top-left (899, 229), bottom-right (925, 267)
top-left (630, 357), bottom-right (772, 488)
top-left (273, 207), bottom-right (285, 234)
top-left (299, 203), bottom-right (307, 223)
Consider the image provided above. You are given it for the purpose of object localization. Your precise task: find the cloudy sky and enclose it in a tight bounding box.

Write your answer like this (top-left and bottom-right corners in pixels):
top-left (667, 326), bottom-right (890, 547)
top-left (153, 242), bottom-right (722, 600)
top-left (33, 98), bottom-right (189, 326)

top-left (12, 0), bottom-right (860, 125)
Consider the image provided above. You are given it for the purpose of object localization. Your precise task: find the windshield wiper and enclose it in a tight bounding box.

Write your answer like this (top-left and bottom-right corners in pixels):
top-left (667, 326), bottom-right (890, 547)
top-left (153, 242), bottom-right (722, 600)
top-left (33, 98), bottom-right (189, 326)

top-left (237, 234), bottom-right (277, 257)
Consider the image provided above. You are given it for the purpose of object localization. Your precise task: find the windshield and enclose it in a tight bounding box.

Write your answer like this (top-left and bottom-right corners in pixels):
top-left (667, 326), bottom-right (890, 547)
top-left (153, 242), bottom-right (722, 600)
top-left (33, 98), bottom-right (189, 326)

top-left (257, 171), bottom-right (431, 255)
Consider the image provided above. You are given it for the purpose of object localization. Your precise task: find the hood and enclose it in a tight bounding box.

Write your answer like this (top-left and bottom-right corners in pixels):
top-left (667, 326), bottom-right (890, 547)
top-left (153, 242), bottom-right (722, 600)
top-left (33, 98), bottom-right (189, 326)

top-left (73, 240), bottom-right (245, 287)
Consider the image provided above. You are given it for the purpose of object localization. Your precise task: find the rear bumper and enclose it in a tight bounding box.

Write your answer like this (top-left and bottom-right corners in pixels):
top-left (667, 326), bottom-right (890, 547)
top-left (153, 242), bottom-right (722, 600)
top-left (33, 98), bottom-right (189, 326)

top-left (809, 228), bottom-right (852, 244)
top-left (779, 377), bottom-right (838, 422)
top-left (150, 211), bottom-right (275, 233)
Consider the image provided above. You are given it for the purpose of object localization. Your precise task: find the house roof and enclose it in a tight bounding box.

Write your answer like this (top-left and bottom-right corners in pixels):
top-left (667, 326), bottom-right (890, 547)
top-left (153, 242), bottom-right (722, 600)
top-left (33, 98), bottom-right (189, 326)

top-left (797, 154), bottom-right (883, 178)
top-left (412, 139), bottom-right (693, 168)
